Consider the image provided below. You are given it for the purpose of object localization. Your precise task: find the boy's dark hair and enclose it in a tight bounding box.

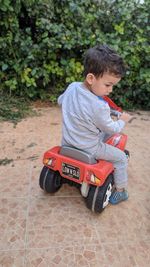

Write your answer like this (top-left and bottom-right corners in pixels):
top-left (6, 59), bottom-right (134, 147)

top-left (83, 44), bottom-right (126, 78)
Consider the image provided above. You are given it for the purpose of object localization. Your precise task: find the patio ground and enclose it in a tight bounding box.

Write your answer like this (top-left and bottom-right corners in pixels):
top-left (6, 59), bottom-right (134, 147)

top-left (0, 106), bottom-right (150, 267)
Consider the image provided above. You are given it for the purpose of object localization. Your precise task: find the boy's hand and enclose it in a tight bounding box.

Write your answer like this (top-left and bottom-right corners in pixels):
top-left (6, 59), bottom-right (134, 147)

top-left (119, 112), bottom-right (133, 123)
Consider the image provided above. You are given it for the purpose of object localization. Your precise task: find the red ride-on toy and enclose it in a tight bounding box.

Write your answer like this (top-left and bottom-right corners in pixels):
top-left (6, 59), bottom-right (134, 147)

top-left (39, 97), bottom-right (129, 213)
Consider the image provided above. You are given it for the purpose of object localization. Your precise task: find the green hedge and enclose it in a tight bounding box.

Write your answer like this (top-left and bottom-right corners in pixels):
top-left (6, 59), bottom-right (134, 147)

top-left (0, 0), bottom-right (150, 109)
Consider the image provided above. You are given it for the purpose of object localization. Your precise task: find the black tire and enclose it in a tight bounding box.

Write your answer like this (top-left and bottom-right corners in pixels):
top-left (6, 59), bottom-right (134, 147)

top-left (39, 166), bottom-right (62, 193)
top-left (85, 175), bottom-right (113, 213)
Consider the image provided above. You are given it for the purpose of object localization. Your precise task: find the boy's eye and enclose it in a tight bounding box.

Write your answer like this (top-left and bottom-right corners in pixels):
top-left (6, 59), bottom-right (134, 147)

top-left (105, 84), bottom-right (111, 87)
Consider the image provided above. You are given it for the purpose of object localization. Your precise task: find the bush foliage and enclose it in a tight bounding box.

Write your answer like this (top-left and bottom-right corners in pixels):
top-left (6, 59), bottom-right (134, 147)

top-left (0, 0), bottom-right (150, 109)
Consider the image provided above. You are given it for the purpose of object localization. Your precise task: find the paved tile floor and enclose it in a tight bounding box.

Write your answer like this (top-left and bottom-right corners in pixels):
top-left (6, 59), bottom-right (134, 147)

top-left (0, 107), bottom-right (150, 267)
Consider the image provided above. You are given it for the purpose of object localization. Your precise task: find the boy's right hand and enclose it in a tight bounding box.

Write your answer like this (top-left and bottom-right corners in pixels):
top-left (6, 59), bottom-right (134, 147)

top-left (119, 112), bottom-right (133, 123)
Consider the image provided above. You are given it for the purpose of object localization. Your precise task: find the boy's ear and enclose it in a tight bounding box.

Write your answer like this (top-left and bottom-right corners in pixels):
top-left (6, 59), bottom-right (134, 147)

top-left (86, 73), bottom-right (95, 85)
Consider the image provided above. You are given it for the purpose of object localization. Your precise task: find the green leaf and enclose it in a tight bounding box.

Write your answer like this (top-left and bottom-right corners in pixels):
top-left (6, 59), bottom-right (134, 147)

top-left (2, 64), bottom-right (8, 71)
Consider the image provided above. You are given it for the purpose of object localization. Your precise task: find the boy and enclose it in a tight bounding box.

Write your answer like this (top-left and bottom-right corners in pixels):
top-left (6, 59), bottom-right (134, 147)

top-left (58, 45), bottom-right (132, 204)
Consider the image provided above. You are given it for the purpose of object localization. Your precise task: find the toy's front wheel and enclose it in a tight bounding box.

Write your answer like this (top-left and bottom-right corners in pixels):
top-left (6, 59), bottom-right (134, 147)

top-left (85, 175), bottom-right (113, 213)
top-left (39, 166), bottom-right (62, 193)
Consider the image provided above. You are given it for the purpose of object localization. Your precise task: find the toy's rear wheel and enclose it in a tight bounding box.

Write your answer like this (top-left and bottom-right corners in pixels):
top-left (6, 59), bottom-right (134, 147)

top-left (39, 166), bottom-right (62, 193)
top-left (85, 174), bottom-right (113, 213)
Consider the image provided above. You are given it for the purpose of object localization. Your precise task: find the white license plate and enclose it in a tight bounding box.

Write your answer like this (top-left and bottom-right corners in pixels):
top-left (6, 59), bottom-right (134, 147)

top-left (62, 163), bottom-right (80, 179)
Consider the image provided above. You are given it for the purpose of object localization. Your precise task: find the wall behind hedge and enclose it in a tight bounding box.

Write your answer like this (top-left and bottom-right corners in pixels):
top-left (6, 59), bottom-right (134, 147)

top-left (0, 0), bottom-right (150, 109)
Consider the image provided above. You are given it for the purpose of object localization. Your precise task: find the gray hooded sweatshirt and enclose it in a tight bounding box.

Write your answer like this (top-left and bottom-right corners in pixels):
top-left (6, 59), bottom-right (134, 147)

top-left (58, 82), bottom-right (125, 156)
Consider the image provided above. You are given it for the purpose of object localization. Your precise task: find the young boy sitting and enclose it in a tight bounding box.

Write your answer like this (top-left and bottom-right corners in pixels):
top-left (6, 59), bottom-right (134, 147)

top-left (58, 44), bottom-right (132, 205)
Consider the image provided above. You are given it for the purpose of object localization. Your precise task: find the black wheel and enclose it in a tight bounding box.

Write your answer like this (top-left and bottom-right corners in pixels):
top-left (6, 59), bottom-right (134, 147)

top-left (85, 175), bottom-right (113, 213)
top-left (39, 166), bottom-right (62, 193)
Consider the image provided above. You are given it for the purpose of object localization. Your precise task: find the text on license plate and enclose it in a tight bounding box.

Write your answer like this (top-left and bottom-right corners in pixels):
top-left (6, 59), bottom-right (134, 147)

top-left (62, 163), bottom-right (80, 179)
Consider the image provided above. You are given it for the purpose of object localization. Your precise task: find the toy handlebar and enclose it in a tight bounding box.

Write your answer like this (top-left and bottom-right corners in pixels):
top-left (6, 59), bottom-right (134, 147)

top-left (110, 109), bottom-right (121, 118)
top-left (103, 96), bottom-right (122, 112)
top-left (103, 96), bottom-right (136, 123)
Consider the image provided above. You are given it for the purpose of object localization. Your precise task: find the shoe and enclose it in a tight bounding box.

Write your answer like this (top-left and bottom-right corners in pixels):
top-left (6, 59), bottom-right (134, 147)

top-left (109, 190), bottom-right (129, 205)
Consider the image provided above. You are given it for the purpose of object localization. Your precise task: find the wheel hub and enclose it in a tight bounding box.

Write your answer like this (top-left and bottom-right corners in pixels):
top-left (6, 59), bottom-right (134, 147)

top-left (103, 183), bottom-right (113, 208)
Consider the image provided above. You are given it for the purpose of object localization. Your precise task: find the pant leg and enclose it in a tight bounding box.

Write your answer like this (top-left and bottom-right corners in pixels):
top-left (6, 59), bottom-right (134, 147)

top-left (95, 142), bottom-right (128, 189)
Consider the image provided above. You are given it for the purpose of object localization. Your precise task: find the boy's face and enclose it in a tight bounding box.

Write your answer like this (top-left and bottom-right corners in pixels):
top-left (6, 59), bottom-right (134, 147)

top-left (85, 72), bottom-right (121, 96)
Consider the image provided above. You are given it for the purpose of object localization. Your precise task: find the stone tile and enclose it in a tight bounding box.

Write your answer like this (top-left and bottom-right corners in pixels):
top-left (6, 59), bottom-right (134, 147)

top-left (94, 196), bottom-right (150, 244)
top-left (0, 161), bottom-right (31, 198)
top-left (27, 196), bottom-right (95, 229)
top-left (0, 132), bottom-right (36, 160)
top-left (24, 241), bottom-right (150, 267)
top-left (0, 250), bottom-right (25, 267)
top-left (0, 198), bottom-right (27, 250)
top-left (74, 245), bottom-right (106, 267)
top-left (25, 247), bottom-right (75, 267)
top-left (102, 242), bottom-right (140, 267)
top-left (73, 241), bottom-right (150, 267)
top-left (25, 245), bottom-right (106, 267)
top-left (134, 240), bottom-right (150, 267)
top-left (26, 197), bottom-right (99, 249)
top-left (27, 225), bottom-right (99, 249)
top-left (1, 242), bottom-right (148, 267)
top-left (120, 240), bottom-right (150, 267)
top-left (128, 165), bottom-right (150, 195)
top-left (114, 197), bottom-right (150, 242)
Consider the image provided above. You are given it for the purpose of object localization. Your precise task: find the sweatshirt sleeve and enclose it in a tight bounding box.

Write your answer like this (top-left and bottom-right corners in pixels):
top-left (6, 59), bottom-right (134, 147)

top-left (57, 84), bottom-right (72, 106)
top-left (93, 101), bottom-right (125, 134)
top-left (57, 93), bottom-right (64, 106)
